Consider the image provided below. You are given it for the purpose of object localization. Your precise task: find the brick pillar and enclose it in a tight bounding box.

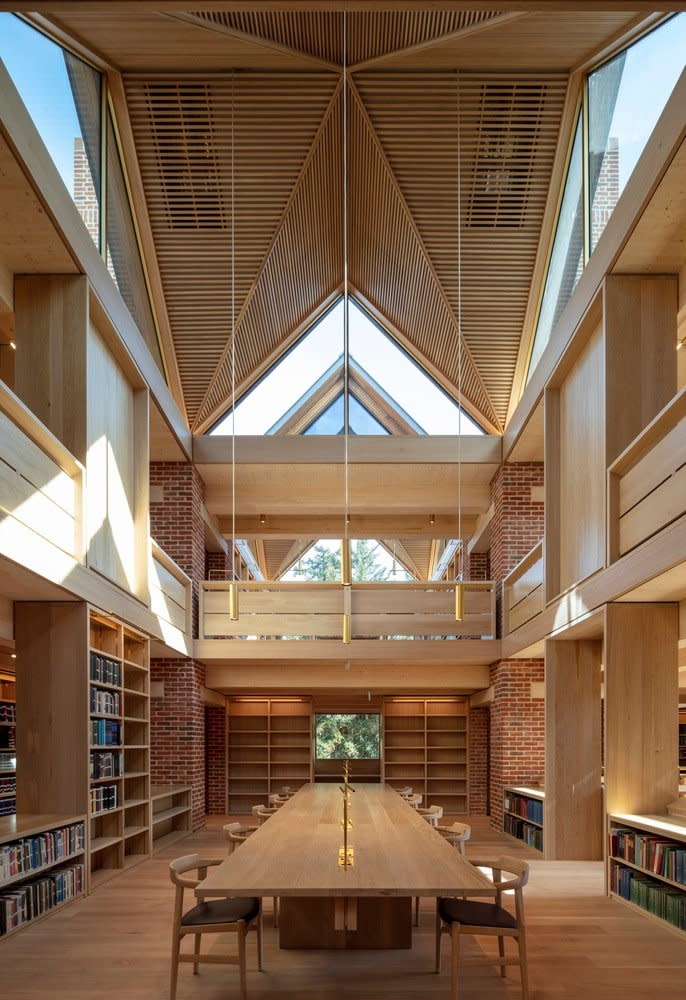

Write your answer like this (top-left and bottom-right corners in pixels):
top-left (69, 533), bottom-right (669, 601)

top-left (490, 462), bottom-right (544, 638)
top-left (469, 706), bottom-right (489, 814)
top-left (149, 462), bottom-right (206, 638)
top-left (467, 551), bottom-right (490, 581)
top-left (489, 659), bottom-right (544, 829)
top-left (150, 659), bottom-right (207, 830)
top-left (206, 551), bottom-right (230, 580)
top-left (205, 705), bottom-right (227, 814)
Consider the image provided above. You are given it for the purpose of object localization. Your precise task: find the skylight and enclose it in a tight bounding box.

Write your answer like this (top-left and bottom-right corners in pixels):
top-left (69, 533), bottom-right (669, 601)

top-left (210, 298), bottom-right (484, 436)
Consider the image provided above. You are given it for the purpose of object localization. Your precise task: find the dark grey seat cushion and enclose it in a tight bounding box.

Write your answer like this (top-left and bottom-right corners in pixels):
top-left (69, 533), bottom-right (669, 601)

top-left (438, 897), bottom-right (517, 929)
top-left (181, 897), bottom-right (260, 927)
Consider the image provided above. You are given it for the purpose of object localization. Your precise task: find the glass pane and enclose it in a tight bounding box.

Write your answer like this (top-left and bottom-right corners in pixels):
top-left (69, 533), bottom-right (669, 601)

top-left (105, 112), bottom-right (163, 372)
top-left (0, 14), bottom-right (101, 248)
top-left (314, 714), bottom-right (381, 760)
top-left (283, 538), bottom-right (410, 582)
top-left (211, 298), bottom-right (483, 435)
top-left (589, 14), bottom-right (686, 251)
top-left (527, 114), bottom-right (584, 379)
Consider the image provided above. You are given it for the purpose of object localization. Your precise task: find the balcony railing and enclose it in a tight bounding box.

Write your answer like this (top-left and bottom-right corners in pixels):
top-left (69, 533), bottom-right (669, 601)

top-left (149, 539), bottom-right (192, 638)
top-left (503, 541), bottom-right (544, 635)
top-left (608, 386), bottom-right (686, 560)
top-left (0, 382), bottom-right (84, 564)
top-left (200, 580), bottom-right (495, 641)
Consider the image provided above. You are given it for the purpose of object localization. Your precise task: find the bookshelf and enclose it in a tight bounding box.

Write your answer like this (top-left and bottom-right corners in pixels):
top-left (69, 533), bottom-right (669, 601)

top-left (0, 675), bottom-right (16, 818)
top-left (151, 785), bottom-right (191, 853)
top-left (0, 814), bottom-right (86, 938)
top-left (383, 698), bottom-right (469, 813)
top-left (228, 698), bottom-right (312, 814)
top-left (609, 813), bottom-right (686, 934)
top-left (503, 786), bottom-right (544, 852)
top-left (88, 612), bottom-right (150, 885)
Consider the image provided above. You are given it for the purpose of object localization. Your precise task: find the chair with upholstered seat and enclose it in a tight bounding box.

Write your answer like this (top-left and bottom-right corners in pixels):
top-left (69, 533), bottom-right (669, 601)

top-left (169, 854), bottom-right (262, 1000)
top-left (434, 856), bottom-right (530, 999)
top-left (436, 821), bottom-right (471, 854)
top-left (406, 793), bottom-right (423, 808)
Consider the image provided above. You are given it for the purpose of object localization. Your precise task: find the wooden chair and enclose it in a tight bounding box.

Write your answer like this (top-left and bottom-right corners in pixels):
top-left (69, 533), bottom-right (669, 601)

top-left (435, 856), bottom-right (530, 999)
top-left (436, 821), bottom-right (471, 855)
top-left (407, 793), bottom-right (423, 808)
top-left (169, 854), bottom-right (262, 1000)
top-left (418, 804), bottom-right (443, 827)
top-left (268, 793), bottom-right (288, 807)
top-left (223, 822), bottom-right (257, 853)
top-left (252, 804), bottom-right (277, 825)
top-left (398, 786), bottom-right (413, 798)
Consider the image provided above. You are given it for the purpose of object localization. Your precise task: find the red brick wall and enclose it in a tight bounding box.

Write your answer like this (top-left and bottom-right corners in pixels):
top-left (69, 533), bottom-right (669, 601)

top-left (149, 462), bottom-right (206, 637)
top-left (205, 705), bottom-right (227, 814)
top-left (150, 658), bottom-right (207, 830)
top-left (489, 658), bottom-right (544, 830)
top-left (467, 551), bottom-right (490, 581)
top-left (206, 551), bottom-right (230, 579)
top-left (490, 462), bottom-right (544, 637)
top-left (469, 706), bottom-right (489, 814)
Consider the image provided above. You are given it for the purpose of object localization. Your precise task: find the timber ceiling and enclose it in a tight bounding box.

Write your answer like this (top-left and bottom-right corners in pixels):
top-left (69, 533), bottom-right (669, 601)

top-left (43, 6), bottom-right (644, 579)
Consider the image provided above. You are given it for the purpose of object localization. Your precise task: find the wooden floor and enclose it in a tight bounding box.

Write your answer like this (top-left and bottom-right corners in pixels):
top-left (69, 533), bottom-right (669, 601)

top-left (3, 816), bottom-right (686, 999)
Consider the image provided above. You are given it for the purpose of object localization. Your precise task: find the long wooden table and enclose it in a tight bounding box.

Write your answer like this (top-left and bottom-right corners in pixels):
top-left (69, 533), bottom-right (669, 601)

top-left (197, 783), bottom-right (492, 949)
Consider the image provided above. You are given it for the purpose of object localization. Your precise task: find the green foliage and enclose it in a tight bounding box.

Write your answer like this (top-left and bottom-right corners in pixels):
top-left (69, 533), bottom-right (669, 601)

top-left (315, 713), bottom-right (380, 759)
top-left (295, 540), bottom-right (391, 582)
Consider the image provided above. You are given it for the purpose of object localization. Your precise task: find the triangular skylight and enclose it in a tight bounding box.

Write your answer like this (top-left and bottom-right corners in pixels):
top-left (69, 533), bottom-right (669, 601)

top-left (281, 539), bottom-right (413, 582)
top-left (210, 298), bottom-right (484, 436)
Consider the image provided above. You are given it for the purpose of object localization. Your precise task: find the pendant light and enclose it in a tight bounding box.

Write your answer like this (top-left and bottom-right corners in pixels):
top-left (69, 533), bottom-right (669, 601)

top-left (341, 10), bottom-right (352, 645)
top-left (455, 72), bottom-right (464, 623)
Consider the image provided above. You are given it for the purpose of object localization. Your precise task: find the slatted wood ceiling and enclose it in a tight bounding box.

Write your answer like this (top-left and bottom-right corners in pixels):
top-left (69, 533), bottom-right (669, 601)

top-left (184, 10), bottom-right (505, 66)
top-left (126, 73), bottom-right (338, 422)
top-left (356, 71), bottom-right (568, 424)
top-left (83, 10), bottom-right (641, 433)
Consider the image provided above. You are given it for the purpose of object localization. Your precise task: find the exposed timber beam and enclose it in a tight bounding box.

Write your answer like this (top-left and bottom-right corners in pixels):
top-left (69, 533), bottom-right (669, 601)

top-left (223, 514), bottom-right (476, 539)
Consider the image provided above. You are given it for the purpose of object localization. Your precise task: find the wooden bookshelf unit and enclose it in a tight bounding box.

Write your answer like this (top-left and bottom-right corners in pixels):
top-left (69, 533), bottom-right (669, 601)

top-left (151, 785), bottom-right (191, 853)
top-left (228, 698), bottom-right (312, 814)
top-left (503, 786), bottom-right (544, 852)
top-left (0, 814), bottom-right (86, 939)
top-left (383, 698), bottom-right (469, 813)
top-left (88, 612), bottom-right (150, 886)
top-left (609, 812), bottom-right (686, 934)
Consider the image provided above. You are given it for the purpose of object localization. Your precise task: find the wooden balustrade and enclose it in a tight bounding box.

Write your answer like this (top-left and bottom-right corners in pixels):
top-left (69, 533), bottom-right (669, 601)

top-left (608, 386), bottom-right (686, 561)
top-left (149, 540), bottom-right (192, 638)
top-left (200, 580), bottom-right (495, 641)
top-left (0, 382), bottom-right (84, 563)
top-left (503, 541), bottom-right (544, 634)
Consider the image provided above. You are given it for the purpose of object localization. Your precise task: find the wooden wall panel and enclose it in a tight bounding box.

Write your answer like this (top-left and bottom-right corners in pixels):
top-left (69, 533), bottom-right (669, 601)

top-left (15, 602), bottom-right (89, 815)
top-left (87, 324), bottom-right (147, 598)
top-left (14, 276), bottom-right (88, 463)
top-left (604, 274), bottom-right (677, 467)
top-left (552, 322), bottom-right (605, 596)
top-left (604, 602), bottom-right (679, 816)
top-left (544, 638), bottom-right (602, 860)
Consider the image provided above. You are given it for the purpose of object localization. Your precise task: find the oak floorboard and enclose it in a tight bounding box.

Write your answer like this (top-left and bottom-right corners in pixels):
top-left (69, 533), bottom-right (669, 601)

top-left (1, 816), bottom-right (685, 999)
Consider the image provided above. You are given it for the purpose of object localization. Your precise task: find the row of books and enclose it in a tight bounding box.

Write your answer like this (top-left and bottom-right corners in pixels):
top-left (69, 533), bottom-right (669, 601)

top-left (504, 812), bottom-right (543, 850)
top-left (89, 651), bottom-right (121, 688)
top-left (90, 719), bottom-right (121, 747)
top-left (90, 686), bottom-right (121, 717)
top-left (90, 784), bottom-right (118, 814)
top-left (0, 701), bottom-right (15, 724)
top-left (0, 753), bottom-right (16, 772)
top-left (90, 750), bottom-right (123, 780)
top-left (610, 861), bottom-right (686, 931)
top-left (611, 827), bottom-right (686, 885)
top-left (0, 730), bottom-right (15, 750)
top-left (0, 823), bottom-right (85, 883)
top-left (0, 776), bottom-right (15, 794)
top-left (504, 793), bottom-right (543, 826)
top-left (0, 798), bottom-right (15, 817)
top-left (0, 863), bottom-right (85, 936)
